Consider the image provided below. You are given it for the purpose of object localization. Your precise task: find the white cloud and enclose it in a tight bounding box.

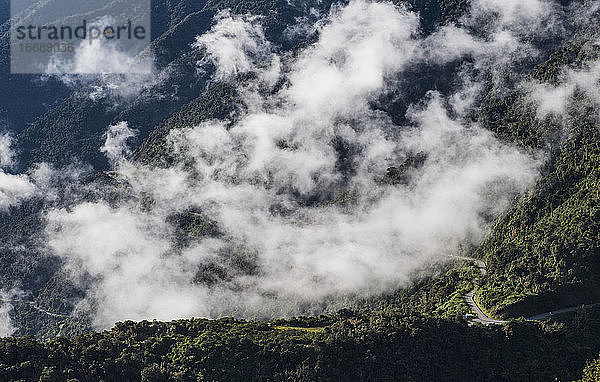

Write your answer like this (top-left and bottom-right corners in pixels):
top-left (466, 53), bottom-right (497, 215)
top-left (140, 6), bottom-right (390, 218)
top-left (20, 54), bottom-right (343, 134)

top-left (0, 133), bottom-right (15, 169)
top-left (529, 60), bottom-right (600, 118)
top-left (0, 171), bottom-right (36, 212)
top-left (42, 0), bottom-right (544, 328)
top-left (194, 10), bottom-right (275, 81)
top-left (100, 121), bottom-right (137, 164)
top-left (45, 17), bottom-right (157, 101)
top-left (0, 289), bottom-right (23, 337)
top-left (0, 302), bottom-right (15, 337)
top-left (46, 202), bottom-right (209, 325)
top-left (472, 0), bottom-right (551, 24)
top-left (285, 1), bottom-right (420, 119)
top-left (419, 0), bottom-right (565, 93)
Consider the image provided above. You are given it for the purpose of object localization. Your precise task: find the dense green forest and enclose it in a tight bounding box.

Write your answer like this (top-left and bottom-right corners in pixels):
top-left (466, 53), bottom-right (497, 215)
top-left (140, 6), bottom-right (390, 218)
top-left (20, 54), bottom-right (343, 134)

top-left (0, 310), bottom-right (600, 381)
top-left (474, 23), bottom-right (600, 319)
top-left (1, 305), bottom-right (600, 381)
top-left (2, 262), bottom-right (600, 381)
top-left (580, 354), bottom-right (600, 382)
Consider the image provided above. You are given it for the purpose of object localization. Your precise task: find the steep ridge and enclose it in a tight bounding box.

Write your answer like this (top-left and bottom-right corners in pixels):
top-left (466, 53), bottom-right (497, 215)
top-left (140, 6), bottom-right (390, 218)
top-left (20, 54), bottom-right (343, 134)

top-left (474, 25), bottom-right (600, 318)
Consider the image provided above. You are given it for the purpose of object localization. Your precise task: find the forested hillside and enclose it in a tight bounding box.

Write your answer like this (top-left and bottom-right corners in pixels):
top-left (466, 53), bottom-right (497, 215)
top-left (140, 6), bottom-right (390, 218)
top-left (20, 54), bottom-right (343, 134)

top-left (2, 306), bottom-right (600, 381)
top-left (1, 0), bottom-right (600, 380)
top-left (474, 18), bottom-right (600, 319)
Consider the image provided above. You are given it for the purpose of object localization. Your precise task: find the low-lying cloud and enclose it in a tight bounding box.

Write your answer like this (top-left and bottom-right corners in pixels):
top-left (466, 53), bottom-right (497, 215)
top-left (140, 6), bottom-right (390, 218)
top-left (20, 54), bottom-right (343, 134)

top-left (0, 289), bottom-right (22, 337)
top-left (4, 0), bottom-right (596, 332)
top-left (0, 134), bottom-right (36, 211)
top-left (100, 121), bottom-right (137, 164)
top-left (530, 59), bottom-right (600, 118)
top-left (44, 17), bottom-right (156, 101)
top-left (194, 10), bottom-right (276, 81)
top-left (36, 0), bottom-right (551, 328)
top-left (0, 133), bottom-right (15, 169)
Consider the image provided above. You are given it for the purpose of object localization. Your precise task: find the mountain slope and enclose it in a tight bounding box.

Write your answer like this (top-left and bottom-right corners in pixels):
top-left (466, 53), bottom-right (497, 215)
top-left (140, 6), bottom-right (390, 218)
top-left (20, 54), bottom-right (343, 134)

top-left (3, 0), bottom-right (600, 381)
top-left (474, 25), bottom-right (600, 318)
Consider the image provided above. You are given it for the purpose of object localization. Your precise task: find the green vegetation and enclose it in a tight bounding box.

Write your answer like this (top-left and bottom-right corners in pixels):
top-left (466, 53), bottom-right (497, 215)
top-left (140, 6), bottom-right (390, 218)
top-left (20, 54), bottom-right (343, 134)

top-left (473, 28), bottom-right (600, 319)
top-left (1, 306), bottom-right (600, 381)
top-left (579, 354), bottom-right (600, 382)
top-left (133, 83), bottom-right (238, 166)
top-left (364, 261), bottom-right (480, 320)
top-left (5, 0), bottom-right (600, 380)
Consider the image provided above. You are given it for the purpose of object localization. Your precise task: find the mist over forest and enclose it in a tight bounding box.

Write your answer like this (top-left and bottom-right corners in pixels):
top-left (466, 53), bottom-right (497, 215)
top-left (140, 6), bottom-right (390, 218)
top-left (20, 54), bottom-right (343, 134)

top-left (1, 0), bottom-right (600, 381)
